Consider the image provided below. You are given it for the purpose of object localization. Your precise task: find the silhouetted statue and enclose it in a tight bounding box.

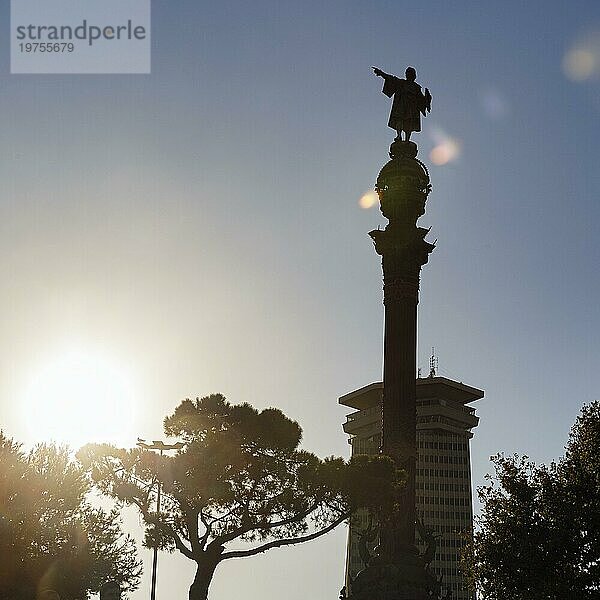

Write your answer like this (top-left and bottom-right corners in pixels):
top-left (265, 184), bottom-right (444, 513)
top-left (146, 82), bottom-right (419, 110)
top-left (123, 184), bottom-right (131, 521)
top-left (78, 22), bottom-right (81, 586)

top-left (356, 514), bottom-right (379, 568)
top-left (416, 518), bottom-right (440, 570)
top-left (373, 66), bottom-right (432, 141)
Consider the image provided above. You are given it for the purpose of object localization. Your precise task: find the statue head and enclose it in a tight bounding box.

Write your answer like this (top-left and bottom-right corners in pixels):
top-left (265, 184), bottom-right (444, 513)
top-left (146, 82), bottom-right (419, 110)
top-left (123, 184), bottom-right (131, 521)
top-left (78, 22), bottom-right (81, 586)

top-left (405, 67), bottom-right (416, 81)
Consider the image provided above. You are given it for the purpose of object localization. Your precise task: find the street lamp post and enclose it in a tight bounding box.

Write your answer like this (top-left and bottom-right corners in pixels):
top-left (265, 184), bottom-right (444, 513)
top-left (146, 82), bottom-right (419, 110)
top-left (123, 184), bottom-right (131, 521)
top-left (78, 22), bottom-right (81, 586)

top-left (136, 438), bottom-right (184, 600)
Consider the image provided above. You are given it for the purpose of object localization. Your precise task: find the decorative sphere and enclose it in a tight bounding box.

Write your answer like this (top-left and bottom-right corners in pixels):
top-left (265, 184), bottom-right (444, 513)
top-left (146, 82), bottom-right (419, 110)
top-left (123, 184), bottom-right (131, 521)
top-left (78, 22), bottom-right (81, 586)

top-left (375, 147), bottom-right (431, 224)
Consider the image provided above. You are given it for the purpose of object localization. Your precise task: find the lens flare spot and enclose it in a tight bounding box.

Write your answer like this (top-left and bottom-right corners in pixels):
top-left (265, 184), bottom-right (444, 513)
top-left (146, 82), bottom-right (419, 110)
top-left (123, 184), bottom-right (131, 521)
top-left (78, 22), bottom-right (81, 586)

top-left (428, 126), bottom-right (461, 166)
top-left (563, 31), bottom-right (600, 82)
top-left (359, 190), bottom-right (378, 209)
top-left (563, 48), bottom-right (596, 81)
top-left (430, 138), bottom-right (460, 166)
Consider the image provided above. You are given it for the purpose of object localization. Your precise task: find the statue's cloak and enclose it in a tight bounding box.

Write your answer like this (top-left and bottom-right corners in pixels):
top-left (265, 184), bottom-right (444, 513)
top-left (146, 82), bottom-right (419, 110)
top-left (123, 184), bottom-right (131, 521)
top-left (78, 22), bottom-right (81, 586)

top-left (382, 77), bottom-right (426, 133)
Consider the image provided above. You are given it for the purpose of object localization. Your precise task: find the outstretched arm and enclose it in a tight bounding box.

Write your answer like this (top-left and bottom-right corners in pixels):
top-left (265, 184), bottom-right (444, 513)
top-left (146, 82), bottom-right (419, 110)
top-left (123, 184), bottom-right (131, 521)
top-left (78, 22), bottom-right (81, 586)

top-left (374, 67), bottom-right (397, 98)
top-left (372, 66), bottom-right (390, 79)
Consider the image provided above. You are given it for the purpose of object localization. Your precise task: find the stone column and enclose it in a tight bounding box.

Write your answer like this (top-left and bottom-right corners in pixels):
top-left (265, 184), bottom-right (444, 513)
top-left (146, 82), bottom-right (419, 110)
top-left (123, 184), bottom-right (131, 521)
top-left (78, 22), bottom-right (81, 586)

top-left (371, 140), bottom-right (434, 560)
top-left (348, 139), bottom-right (435, 600)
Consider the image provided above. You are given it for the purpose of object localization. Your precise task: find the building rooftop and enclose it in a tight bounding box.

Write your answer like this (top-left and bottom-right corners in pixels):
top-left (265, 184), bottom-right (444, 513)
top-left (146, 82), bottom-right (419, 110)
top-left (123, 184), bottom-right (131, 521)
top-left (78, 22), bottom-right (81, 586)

top-left (339, 377), bottom-right (484, 410)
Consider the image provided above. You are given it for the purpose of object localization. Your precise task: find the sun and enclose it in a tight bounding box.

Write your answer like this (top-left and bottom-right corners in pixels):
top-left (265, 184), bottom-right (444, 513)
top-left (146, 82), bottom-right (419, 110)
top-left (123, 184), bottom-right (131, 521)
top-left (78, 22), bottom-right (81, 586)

top-left (20, 348), bottom-right (138, 450)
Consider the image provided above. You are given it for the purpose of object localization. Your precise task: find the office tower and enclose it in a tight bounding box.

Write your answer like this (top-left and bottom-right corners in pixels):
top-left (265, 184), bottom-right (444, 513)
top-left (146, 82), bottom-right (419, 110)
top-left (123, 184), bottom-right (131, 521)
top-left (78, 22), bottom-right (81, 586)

top-left (340, 375), bottom-right (483, 600)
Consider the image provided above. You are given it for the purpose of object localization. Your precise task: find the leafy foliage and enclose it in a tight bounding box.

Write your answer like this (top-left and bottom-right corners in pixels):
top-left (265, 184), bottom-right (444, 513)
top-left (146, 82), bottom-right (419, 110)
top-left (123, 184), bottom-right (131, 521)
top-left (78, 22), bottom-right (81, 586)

top-left (464, 401), bottom-right (600, 599)
top-left (0, 432), bottom-right (141, 600)
top-left (79, 394), bottom-right (401, 600)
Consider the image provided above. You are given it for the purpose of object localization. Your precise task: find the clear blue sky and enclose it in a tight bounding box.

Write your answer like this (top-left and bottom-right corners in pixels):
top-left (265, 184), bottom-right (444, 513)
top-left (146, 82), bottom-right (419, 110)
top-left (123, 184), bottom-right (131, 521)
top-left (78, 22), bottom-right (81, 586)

top-left (1, 1), bottom-right (599, 599)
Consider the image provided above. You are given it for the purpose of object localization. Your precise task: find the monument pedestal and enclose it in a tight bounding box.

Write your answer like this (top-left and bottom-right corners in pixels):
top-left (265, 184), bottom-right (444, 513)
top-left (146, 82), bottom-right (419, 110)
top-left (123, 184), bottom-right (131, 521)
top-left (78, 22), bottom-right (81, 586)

top-left (349, 546), bottom-right (439, 600)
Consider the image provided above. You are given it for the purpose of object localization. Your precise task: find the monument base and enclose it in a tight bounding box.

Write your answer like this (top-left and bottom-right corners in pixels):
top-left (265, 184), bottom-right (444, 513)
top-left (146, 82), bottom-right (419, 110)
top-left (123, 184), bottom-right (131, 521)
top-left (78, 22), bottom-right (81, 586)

top-left (389, 139), bottom-right (418, 159)
top-left (347, 546), bottom-right (442, 600)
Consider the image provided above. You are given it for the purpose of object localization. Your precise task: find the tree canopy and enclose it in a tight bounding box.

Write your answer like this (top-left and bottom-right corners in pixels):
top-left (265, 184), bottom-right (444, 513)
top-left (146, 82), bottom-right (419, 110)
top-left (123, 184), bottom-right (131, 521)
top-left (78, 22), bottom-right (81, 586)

top-left (78, 394), bottom-right (401, 600)
top-left (0, 432), bottom-right (141, 600)
top-left (464, 401), bottom-right (600, 599)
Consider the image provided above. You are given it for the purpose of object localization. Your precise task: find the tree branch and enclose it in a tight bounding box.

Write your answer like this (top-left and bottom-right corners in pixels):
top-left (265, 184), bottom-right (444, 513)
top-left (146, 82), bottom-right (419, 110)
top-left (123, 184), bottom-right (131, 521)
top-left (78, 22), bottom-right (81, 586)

top-left (265, 502), bottom-right (319, 529)
top-left (199, 510), bottom-right (213, 550)
top-left (130, 493), bottom-right (194, 560)
top-left (185, 507), bottom-right (201, 554)
top-left (208, 500), bottom-right (255, 547)
top-left (212, 500), bottom-right (323, 549)
top-left (209, 523), bottom-right (254, 549)
top-left (164, 523), bottom-right (194, 560)
top-left (220, 512), bottom-right (350, 560)
top-left (130, 495), bottom-right (151, 520)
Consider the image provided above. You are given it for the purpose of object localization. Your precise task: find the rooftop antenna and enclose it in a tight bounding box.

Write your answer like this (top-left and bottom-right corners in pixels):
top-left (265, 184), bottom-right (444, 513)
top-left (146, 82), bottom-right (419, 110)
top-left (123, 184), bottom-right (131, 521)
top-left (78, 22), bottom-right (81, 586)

top-left (428, 347), bottom-right (438, 378)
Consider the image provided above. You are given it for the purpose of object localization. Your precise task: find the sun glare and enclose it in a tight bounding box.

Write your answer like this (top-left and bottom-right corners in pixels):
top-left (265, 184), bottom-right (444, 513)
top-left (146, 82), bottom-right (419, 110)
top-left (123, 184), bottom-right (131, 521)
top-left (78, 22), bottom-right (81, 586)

top-left (359, 190), bottom-right (379, 209)
top-left (563, 31), bottom-right (600, 82)
top-left (429, 126), bottom-right (461, 166)
top-left (563, 49), bottom-right (596, 81)
top-left (20, 349), bottom-right (138, 450)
